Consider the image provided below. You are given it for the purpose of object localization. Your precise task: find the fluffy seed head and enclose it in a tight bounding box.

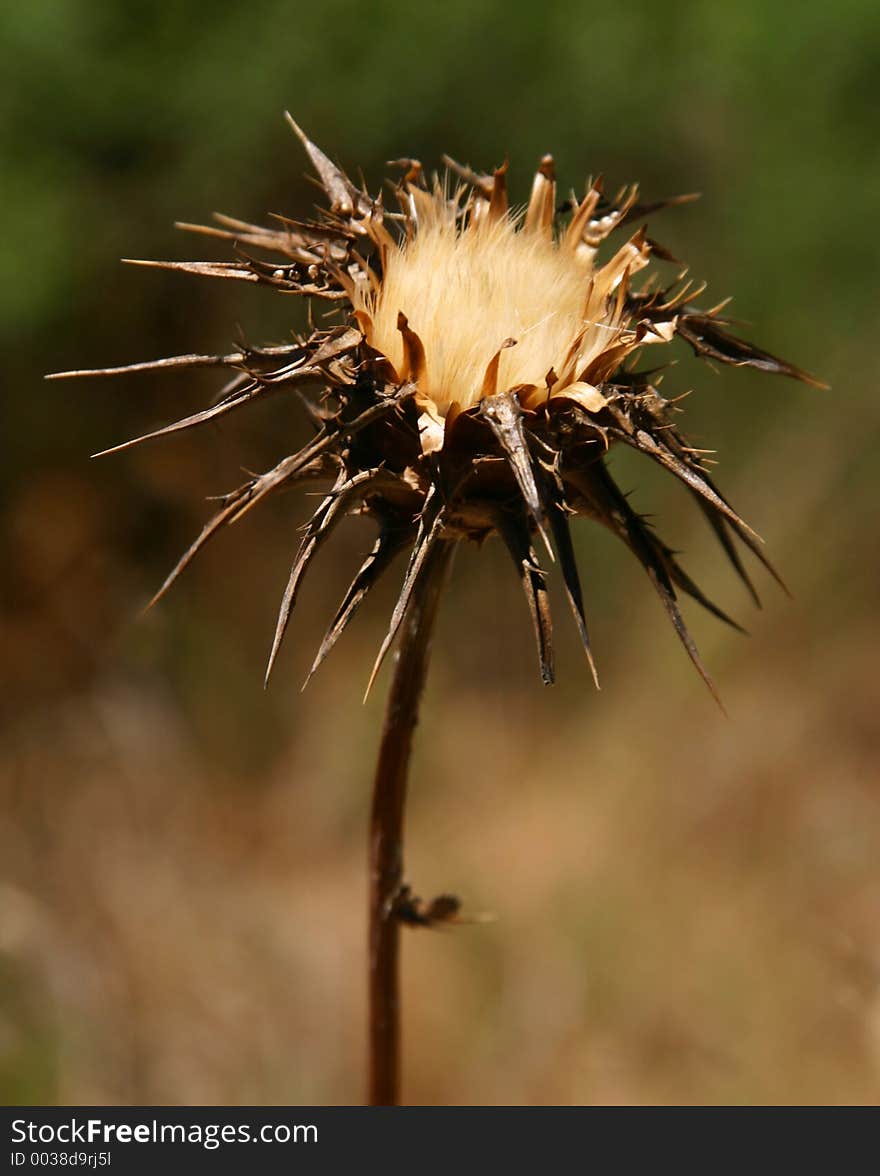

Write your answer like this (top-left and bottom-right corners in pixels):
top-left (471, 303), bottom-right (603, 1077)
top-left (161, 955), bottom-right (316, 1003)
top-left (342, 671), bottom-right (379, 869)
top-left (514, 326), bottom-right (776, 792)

top-left (357, 206), bottom-right (630, 413)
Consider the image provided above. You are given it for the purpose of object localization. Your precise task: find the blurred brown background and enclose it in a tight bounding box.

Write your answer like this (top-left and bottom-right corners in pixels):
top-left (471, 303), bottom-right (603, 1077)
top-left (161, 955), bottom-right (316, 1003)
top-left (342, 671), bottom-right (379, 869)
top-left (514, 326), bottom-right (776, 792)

top-left (2, 0), bottom-right (879, 1105)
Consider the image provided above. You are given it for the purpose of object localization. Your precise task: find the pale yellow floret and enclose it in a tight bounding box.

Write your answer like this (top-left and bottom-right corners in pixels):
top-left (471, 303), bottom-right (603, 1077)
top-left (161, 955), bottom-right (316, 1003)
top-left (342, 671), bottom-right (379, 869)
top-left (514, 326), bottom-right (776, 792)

top-left (354, 196), bottom-right (626, 414)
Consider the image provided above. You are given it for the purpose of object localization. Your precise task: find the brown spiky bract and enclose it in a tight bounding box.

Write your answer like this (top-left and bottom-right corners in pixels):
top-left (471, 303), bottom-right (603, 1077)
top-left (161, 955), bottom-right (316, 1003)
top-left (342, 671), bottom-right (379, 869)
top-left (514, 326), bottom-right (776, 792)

top-left (52, 116), bottom-right (823, 699)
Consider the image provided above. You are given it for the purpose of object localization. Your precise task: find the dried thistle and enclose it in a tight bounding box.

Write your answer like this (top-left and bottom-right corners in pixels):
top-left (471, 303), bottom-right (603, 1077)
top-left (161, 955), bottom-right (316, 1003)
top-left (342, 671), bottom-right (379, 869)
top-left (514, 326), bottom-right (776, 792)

top-left (52, 116), bottom-right (820, 700)
top-left (52, 116), bottom-right (821, 1104)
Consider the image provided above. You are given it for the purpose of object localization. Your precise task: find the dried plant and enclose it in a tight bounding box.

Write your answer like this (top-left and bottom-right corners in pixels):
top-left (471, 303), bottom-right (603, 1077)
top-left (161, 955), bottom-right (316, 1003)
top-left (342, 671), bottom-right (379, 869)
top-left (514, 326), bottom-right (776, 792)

top-left (50, 116), bottom-right (821, 1105)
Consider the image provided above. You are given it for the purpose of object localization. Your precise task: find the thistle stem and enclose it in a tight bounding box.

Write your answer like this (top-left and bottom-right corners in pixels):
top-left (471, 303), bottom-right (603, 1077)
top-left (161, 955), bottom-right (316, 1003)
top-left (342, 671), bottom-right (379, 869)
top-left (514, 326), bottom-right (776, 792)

top-left (368, 540), bottom-right (453, 1106)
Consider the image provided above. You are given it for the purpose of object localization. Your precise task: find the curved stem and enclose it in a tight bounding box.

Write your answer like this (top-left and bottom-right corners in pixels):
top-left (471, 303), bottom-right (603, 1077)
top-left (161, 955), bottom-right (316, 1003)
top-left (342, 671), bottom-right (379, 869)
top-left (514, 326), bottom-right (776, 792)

top-left (368, 539), bottom-right (453, 1106)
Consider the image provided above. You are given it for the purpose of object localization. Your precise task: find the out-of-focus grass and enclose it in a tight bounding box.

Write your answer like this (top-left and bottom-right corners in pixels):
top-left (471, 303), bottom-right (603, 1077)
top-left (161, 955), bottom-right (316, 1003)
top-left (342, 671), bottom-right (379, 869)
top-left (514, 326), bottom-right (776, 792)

top-left (1, 0), bottom-right (879, 1105)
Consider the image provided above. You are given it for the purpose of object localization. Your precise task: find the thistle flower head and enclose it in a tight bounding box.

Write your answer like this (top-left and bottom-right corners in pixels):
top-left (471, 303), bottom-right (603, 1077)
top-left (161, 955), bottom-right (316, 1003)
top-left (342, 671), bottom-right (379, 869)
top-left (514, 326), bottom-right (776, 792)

top-left (52, 116), bottom-right (823, 701)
